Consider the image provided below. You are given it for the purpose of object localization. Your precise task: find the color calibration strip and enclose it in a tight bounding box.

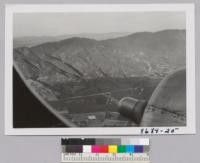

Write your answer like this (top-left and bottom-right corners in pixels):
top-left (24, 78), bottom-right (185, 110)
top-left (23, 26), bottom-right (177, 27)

top-left (61, 138), bottom-right (150, 162)
top-left (62, 144), bottom-right (148, 153)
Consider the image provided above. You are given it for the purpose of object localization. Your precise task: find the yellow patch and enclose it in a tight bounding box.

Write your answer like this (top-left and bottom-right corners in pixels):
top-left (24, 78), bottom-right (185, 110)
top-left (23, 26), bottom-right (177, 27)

top-left (108, 145), bottom-right (117, 153)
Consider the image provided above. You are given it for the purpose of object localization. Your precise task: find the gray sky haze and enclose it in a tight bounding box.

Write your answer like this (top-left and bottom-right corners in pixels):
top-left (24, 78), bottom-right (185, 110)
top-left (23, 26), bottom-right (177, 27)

top-left (13, 12), bottom-right (186, 38)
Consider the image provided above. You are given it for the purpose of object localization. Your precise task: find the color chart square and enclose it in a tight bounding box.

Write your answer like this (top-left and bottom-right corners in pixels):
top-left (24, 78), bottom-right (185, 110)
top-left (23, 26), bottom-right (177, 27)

top-left (83, 145), bottom-right (91, 153)
top-left (92, 145), bottom-right (100, 153)
top-left (108, 145), bottom-right (117, 153)
top-left (99, 145), bottom-right (108, 153)
top-left (135, 145), bottom-right (143, 153)
top-left (126, 145), bottom-right (135, 153)
top-left (118, 145), bottom-right (126, 153)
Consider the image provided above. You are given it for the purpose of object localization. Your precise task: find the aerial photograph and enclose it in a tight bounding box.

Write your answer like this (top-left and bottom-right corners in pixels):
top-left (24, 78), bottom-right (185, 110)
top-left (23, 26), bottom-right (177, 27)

top-left (13, 12), bottom-right (186, 128)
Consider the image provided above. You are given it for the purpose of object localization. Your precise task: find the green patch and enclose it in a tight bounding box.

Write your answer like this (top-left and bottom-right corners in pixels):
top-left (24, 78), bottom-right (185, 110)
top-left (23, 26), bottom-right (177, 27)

top-left (117, 145), bottom-right (126, 153)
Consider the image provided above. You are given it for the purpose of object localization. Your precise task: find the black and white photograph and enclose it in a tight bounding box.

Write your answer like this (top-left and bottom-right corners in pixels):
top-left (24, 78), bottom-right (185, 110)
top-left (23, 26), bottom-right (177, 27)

top-left (5, 4), bottom-right (195, 135)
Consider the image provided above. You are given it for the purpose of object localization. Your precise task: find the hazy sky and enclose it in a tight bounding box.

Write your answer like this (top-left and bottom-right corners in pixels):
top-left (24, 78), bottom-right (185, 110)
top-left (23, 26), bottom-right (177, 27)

top-left (13, 12), bottom-right (185, 38)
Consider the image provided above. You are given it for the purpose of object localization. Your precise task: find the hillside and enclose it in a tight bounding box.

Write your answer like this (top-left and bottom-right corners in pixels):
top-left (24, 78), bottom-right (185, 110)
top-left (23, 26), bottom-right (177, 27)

top-left (13, 29), bottom-right (186, 102)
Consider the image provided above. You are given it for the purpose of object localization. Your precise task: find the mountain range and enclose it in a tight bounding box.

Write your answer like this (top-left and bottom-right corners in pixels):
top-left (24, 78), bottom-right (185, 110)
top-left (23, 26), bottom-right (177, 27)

top-left (13, 32), bottom-right (131, 48)
top-left (13, 29), bottom-right (186, 101)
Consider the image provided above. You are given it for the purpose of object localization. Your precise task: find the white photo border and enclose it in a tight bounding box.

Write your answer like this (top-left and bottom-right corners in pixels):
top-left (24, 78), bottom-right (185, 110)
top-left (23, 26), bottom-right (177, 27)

top-left (5, 4), bottom-right (196, 135)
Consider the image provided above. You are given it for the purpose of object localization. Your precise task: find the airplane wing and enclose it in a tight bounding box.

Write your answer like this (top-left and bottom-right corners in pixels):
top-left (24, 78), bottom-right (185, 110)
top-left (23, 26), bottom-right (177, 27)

top-left (140, 68), bottom-right (186, 126)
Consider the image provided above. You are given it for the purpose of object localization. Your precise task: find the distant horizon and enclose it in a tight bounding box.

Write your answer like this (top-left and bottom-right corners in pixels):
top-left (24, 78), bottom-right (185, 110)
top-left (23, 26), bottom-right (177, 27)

top-left (13, 12), bottom-right (186, 38)
top-left (14, 28), bottom-right (186, 39)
